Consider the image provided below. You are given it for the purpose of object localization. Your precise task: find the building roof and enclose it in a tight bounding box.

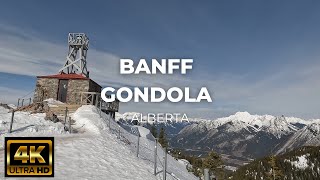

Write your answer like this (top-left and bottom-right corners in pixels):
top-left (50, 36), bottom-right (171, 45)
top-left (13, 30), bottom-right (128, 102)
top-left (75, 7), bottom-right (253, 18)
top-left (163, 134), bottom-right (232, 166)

top-left (37, 73), bottom-right (89, 80)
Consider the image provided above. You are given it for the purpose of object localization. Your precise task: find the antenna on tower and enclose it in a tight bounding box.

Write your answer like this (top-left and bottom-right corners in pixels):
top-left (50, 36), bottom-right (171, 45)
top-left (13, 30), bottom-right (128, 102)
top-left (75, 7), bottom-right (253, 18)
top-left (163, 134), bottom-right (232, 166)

top-left (59, 33), bottom-right (90, 77)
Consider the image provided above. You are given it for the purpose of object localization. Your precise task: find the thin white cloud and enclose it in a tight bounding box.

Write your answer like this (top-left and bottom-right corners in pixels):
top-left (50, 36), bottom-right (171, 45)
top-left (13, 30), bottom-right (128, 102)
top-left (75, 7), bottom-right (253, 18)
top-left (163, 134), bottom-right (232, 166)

top-left (0, 23), bottom-right (319, 119)
top-left (0, 23), bottom-right (190, 89)
top-left (0, 86), bottom-right (30, 105)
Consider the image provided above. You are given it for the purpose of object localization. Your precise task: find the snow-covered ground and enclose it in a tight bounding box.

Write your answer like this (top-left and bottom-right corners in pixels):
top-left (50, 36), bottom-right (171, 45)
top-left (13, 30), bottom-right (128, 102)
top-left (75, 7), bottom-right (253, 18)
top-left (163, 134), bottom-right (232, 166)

top-left (285, 154), bottom-right (312, 170)
top-left (134, 125), bottom-right (155, 140)
top-left (0, 106), bottom-right (66, 143)
top-left (44, 98), bottom-right (65, 107)
top-left (0, 105), bottom-right (197, 180)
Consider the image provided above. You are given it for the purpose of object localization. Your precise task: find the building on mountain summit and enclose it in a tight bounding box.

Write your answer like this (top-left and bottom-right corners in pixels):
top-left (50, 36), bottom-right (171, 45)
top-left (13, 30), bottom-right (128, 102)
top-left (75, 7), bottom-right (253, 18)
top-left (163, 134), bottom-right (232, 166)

top-left (33, 33), bottom-right (118, 117)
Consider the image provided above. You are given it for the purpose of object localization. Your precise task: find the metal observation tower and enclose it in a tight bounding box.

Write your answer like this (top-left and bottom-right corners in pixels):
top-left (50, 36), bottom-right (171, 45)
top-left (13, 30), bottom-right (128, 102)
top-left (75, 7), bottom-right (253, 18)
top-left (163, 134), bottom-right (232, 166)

top-left (59, 33), bottom-right (90, 77)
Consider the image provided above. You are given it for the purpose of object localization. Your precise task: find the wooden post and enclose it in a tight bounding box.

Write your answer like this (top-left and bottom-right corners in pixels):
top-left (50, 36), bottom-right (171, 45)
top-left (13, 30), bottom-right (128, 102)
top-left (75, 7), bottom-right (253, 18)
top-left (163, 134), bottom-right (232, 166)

top-left (17, 98), bottom-right (20, 108)
top-left (154, 139), bottom-right (158, 175)
top-left (118, 126), bottom-right (121, 139)
top-left (21, 99), bottom-right (24, 106)
top-left (95, 94), bottom-right (99, 107)
top-left (136, 135), bottom-right (140, 157)
top-left (29, 98), bottom-right (31, 105)
top-left (99, 101), bottom-right (102, 117)
top-left (91, 94), bottom-right (94, 105)
top-left (69, 117), bottom-right (72, 134)
top-left (64, 107), bottom-right (68, 126)
top-left (163, 147), bottom-right (167, 180)
top-left (109, 113), bottom-right (111, 130)
top-left (8, 111), bottom-right (15, 133)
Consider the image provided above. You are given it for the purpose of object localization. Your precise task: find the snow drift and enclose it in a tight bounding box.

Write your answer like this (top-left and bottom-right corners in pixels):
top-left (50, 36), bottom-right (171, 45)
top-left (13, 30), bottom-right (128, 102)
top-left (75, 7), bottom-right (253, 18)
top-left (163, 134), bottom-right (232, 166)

top-left (0, 105), bottom-right (196, 180)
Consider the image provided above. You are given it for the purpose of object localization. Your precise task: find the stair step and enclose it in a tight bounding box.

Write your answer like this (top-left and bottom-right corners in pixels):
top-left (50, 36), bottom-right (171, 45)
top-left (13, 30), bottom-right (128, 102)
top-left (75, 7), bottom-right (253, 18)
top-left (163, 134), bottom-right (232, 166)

top-left (49, 104), bottom-right (81, 115)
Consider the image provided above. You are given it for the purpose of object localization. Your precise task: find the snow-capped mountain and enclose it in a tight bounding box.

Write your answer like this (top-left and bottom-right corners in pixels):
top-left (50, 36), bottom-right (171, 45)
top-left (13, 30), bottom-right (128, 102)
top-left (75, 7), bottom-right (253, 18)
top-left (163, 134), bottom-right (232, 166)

top-left (277, 121), bottom-right (320, 154)
top-left (116, 111), bottom-right (320, 167)
top-left (183, 112), bottom-right (308, 138)
top-left (116, 112), bottom-right (195, 139)
top-left (170, 112), bottom-right (320, 166)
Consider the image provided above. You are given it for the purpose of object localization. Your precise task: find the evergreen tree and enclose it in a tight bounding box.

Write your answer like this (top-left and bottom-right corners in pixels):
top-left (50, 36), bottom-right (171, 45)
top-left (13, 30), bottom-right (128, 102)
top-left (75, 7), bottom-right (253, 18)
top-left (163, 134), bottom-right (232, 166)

top-left (150, 123), bottom-right (157, 138)
top-left (232, 146), bottom-right (320, 179)
top-left (268, 155), bottom-right (283, 180)
top-left (158, 127), bottom-right (168, 148)
top-left (203, 151), bottom-right (225, 179)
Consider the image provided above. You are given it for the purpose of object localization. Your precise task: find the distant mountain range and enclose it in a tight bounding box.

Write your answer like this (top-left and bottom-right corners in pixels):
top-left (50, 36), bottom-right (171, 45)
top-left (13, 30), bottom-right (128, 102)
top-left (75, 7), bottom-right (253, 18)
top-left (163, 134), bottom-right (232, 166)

top-left (116, 112), bottom-right (192, 139)
top-left (116, 111), bottom-right (320, 167)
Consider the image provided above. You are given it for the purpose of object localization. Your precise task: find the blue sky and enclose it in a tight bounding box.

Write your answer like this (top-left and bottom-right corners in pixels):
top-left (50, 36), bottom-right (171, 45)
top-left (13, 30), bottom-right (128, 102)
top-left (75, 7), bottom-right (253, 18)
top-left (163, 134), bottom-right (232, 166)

top-left (0, 1), bottom-right (320, 119)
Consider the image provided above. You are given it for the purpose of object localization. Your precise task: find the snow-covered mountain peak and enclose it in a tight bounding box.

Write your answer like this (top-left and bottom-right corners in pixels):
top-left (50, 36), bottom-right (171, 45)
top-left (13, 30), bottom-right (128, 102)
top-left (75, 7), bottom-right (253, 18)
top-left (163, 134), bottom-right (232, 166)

top-left (306, 122), bottom-right (320, 135)
top-left (118, 111), bottom-right (317, 139)
top-left (276, 120), bottom-right (320, 154)
top-left (234, 111), bottom-right (252, 118)
top-left (192, 112), bottom-right (312, 138)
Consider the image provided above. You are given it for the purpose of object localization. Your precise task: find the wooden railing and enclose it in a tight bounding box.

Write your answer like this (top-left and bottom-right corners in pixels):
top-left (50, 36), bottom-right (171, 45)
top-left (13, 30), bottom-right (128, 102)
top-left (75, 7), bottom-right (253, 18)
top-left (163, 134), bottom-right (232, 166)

top-left (80, 92), bottom-right (100, 106)
top-left (78, 92), bottom-right (119, 112)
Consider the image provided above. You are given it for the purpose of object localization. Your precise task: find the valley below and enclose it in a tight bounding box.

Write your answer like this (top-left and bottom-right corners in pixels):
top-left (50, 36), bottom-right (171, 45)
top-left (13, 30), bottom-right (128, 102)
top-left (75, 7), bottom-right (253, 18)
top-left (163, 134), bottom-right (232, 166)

top-left (117, 111), bottom-right (320, 169)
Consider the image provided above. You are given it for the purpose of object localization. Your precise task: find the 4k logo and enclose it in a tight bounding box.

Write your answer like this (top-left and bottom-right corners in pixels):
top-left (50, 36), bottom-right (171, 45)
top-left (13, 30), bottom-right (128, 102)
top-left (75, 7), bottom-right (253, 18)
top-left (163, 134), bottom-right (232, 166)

top-left (5, 137), bottom-right (54, 177)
